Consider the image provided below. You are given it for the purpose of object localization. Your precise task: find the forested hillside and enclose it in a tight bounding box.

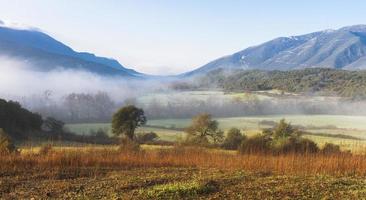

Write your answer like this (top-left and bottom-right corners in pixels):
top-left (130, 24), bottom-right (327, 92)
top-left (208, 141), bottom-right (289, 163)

top-left (198, 68), bottom-right (366, 98)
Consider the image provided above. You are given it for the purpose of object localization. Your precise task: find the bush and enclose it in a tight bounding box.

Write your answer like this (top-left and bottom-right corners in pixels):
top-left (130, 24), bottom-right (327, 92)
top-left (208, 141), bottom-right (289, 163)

top-left (239, 119), bottom-right (320, 155)
top-left (239, 135), bottom-right (272, 154)
top-left (0, 128), bottom-right (16, 155)
top-left (118, 137), bottom-right (140, 152)
top-left (295, 138), bottom-right (319, 154)
top-left (222, 128), bottom-right (246, 150)
top-left (272, 137), bottom-right (319, 154)
top-left (321, 143), bottom-right (341, 155)
top-left (239, 134), bottom-right (319, 155)
top-left (136, 132), bottom-right (159, 144)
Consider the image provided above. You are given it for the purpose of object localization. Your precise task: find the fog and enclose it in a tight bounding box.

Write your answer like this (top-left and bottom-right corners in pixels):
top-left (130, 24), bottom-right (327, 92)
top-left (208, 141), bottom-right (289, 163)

top-left (0, 56), bottom-right (165, 102)
top-left (1, 56), bottom-right (366, 123)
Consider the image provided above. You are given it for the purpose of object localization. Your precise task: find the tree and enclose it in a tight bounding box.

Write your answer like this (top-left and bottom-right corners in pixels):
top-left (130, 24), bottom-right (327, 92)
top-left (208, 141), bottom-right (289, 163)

top-left (63, 92), bottom-right (116, 122)
top-left (222, 128), bottom-right (246, 150)
top-left (112, 105), bottom-right (146, 140)
top-left (185, 113), bottom-right (224, 145)
top-left (272, 119), bottom-right (299, 139)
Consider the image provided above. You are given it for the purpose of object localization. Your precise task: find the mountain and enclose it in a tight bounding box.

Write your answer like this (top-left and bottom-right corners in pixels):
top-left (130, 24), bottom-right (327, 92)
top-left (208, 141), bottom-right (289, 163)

top-left (0, 23), bottom-right (144, 77)
top-left (185, 25), bottom-right (366, 76)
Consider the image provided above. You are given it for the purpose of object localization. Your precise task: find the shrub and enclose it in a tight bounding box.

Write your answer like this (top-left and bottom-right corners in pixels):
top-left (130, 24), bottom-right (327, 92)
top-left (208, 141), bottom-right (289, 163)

top-left (295, 138), bottom-right (319, 154)
top-left (0, 128), bottom-right (16, 155)
top-left (222, 128), bottom-right (246, 150)
top-left (321, 143), bottom-right (341, 155)
top-left (95, 128), bottom-right (108, 138)
top-left (239, 119), bottom-right (319, 155)
top-left (239, 133), bottom-right (319, 155)
top-left (136, 132), bottom-right (159, 144)
top-left (272, 137), bottom-right (319, 154)
top-left (239, 135), bottom-right (272, 154)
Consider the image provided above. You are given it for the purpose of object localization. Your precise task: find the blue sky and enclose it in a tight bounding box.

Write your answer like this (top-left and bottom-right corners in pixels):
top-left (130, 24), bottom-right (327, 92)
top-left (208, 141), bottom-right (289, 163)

top-left (0, 0), bottom-right (365, 75)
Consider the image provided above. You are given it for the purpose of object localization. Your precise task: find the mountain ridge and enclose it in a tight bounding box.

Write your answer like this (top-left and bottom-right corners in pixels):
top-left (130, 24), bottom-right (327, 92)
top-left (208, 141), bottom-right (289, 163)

top-left (184, 25), bottom-right (366, 76)
top-left (0, 24), bottom-right (144, 77)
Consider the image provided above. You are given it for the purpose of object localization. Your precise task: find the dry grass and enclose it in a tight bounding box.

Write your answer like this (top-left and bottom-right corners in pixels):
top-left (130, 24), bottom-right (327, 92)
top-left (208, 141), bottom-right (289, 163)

top-left (2, 146), bottom-right (366, 177)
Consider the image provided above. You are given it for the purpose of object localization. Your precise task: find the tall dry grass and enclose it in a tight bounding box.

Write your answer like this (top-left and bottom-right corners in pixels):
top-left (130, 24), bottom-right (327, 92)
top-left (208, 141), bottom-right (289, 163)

top-left (1, 147), bottom-right (366, 176)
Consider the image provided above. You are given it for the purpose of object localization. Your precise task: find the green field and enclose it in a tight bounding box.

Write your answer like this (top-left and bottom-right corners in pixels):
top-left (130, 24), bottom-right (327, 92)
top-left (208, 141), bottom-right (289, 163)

top-left (66, 114), bottom-right (366, 152)
top-left (146, 115), bottom-right (366, 130)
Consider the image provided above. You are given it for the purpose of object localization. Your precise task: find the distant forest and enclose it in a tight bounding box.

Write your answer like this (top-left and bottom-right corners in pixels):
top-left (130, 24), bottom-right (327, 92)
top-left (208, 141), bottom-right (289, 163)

top-left (197, 68), bottom-right (366, 99)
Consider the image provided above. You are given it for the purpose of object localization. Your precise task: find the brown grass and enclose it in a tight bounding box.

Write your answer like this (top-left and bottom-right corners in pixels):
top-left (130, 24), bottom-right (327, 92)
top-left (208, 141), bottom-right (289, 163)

top-left (2, 147), bottom-right (366, 176)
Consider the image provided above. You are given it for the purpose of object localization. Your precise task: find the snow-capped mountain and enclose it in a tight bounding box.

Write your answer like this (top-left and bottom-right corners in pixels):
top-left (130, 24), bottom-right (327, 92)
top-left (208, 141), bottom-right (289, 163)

top-left (0, 21), bottom-right (144, 77)
top-left (184, 25), bottom-right (366, 76)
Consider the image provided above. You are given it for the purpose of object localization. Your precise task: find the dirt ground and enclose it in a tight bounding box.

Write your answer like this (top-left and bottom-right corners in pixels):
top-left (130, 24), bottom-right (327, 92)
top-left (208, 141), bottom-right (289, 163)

top-left (1, 167), bottom-right (366, 199)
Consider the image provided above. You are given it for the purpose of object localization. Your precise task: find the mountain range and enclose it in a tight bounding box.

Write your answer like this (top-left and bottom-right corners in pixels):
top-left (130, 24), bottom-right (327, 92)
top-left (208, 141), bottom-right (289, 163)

top-left (0, 23), bottom-right (143, 77)
top-left (1, 22), bottom-right (366, 78)
top-left (185, 25), bottom-right (366, 76)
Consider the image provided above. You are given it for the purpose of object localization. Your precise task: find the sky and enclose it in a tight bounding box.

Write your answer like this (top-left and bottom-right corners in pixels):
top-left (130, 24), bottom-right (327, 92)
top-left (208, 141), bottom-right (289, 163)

top-left (0, 0), bottom-right (365, 75)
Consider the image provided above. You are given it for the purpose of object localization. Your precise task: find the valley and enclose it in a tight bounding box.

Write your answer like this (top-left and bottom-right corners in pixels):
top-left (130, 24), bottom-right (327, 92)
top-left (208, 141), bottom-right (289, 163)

top-left (2, 7), bottom-right (366, 199)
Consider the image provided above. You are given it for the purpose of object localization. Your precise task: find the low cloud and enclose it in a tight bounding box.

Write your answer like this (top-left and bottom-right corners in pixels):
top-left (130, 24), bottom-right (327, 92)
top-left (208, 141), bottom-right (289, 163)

top-left (0, 56), bottom-right (164, 103)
